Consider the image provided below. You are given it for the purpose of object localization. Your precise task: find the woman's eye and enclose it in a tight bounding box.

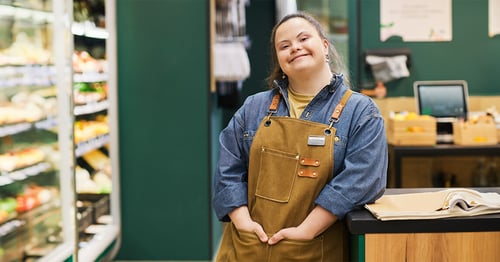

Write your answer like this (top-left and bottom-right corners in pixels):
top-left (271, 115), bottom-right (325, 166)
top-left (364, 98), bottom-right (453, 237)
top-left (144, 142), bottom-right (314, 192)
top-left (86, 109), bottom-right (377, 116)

top-left (300, 37), bottom-right (308, 42)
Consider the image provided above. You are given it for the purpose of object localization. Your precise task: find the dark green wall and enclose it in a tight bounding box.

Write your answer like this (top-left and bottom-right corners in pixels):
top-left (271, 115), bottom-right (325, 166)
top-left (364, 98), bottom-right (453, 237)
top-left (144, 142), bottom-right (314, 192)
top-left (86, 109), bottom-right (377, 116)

top-left (351, 0), bottom-right (500, 97)
top-left (116, 0), bottom-right (211, 260)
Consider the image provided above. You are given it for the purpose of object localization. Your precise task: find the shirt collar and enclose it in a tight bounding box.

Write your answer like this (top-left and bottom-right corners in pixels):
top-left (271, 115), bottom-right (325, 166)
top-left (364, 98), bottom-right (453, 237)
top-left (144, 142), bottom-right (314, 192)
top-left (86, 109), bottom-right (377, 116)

top-left (273, 73), bottom-right (344, 94)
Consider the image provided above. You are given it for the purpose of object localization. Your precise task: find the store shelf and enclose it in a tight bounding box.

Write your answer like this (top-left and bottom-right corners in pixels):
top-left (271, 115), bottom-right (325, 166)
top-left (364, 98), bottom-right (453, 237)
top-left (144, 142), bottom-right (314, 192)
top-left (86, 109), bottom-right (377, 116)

top-left (0, 1), bottom-right (74, 261)
top-left (0, 0), bottom-right (118, 261)
top-left (74, 72), bottom-right (108, 83)
top-left (72, 21), bottom-right (108, 39)
top-left (0, 117), bottom-right (57, 137)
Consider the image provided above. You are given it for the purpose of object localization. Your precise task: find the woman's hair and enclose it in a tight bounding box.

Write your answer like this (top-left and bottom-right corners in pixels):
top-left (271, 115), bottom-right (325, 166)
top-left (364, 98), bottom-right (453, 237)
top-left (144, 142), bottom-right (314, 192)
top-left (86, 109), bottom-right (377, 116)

top-left (266, 12), bottom-right (350, 88)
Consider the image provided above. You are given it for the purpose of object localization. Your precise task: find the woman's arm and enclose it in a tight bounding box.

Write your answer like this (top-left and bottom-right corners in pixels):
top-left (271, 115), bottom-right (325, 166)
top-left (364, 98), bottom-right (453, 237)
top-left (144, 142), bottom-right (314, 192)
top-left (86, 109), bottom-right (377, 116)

top-left (268, 205), bottom-right (337, 245)
top-left (316, 99), bottom-right (388, 219)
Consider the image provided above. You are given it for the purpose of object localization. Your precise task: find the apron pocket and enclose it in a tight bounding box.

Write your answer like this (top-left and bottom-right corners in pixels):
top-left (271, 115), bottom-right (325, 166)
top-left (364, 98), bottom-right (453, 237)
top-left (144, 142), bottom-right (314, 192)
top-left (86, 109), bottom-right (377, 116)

top-left (255, 147), bottom-right (298, 202)
top-left (230, 223), bottom-right (268, 261)
top-left (269, 237), bottom-right (324, 262)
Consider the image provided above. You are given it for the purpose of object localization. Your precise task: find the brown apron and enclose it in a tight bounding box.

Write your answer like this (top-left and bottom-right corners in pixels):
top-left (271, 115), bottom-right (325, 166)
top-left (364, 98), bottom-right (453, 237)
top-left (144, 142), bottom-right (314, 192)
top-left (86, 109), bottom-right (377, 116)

top-left (216, 90), bottom-right (352, 262)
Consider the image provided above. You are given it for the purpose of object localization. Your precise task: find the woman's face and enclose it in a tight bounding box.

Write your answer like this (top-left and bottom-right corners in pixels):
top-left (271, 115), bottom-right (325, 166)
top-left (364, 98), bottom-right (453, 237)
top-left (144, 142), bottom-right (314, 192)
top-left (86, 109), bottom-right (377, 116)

top-left (274, 17), bottom-right (329, 78)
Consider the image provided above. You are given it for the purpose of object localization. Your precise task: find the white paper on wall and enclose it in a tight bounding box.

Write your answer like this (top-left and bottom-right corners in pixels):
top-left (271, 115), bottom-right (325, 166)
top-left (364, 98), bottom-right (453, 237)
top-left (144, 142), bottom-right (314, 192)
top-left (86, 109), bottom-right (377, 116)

top-left (489, 0), bottom-right (500, 37)
top-left (380, 0), bottom-right (452, 42)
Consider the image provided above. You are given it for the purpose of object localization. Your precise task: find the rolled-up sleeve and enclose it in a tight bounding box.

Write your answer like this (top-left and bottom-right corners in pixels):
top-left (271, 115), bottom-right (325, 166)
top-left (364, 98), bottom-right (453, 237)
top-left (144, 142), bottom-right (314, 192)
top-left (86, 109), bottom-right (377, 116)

top-left (212, 109), bottom-right (250, 222)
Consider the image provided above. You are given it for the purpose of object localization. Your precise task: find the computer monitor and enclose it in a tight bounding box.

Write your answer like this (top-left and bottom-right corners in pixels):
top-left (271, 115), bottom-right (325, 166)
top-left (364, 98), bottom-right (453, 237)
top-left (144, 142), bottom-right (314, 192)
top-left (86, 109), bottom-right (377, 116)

top-left (414, 80), bottom-right (469, 122)
top-left (414, 80), bottom-right (469, 143)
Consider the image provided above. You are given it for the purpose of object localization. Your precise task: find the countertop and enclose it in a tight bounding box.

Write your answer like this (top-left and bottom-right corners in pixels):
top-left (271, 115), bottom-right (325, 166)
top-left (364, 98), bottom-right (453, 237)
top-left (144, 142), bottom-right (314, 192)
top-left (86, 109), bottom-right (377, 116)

top-left (345, 187), bottom-right (500, 235)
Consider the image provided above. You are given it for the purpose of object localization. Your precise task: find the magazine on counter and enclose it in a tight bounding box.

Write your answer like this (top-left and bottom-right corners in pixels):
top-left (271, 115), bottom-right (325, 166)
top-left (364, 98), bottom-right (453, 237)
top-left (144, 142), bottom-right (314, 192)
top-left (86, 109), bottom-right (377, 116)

top-left (365, 188), bottom-right (500, 221)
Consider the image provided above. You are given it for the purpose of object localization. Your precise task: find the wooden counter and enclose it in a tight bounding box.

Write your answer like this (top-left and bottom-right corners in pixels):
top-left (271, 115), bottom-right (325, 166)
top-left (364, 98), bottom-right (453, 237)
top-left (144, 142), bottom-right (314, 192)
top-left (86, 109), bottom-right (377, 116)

top-left (345, 188), bottom-right (500, 262)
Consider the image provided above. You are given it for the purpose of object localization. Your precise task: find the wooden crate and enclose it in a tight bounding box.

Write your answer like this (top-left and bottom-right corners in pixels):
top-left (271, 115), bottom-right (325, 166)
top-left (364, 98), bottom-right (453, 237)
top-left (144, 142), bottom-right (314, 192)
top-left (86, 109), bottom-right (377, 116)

top-left (453, 121), bottom-right (498, 145)
top-left (387, 117), bottom-right (437, 146)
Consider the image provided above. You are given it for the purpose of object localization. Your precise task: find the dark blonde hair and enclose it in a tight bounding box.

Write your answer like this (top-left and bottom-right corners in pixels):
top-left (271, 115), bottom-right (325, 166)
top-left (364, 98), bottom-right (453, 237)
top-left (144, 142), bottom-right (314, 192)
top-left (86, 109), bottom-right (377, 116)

top-left (266, 12), bottom-right (350, 88)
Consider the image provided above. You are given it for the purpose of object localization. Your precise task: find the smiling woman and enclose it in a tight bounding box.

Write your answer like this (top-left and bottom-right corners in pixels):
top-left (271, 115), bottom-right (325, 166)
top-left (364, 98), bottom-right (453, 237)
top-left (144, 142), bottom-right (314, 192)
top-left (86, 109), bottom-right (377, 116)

top-left (212, 12), bottom-right (388, 262)
top-left (273, 18), bottom-right (332, 94)
top-left (267, 12), bottom-right (350, 93)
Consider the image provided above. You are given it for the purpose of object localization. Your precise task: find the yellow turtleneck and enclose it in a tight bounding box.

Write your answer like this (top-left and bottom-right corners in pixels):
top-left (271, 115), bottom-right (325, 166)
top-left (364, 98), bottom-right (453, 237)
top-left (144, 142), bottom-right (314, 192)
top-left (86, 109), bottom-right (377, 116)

top-left (287, 88), bottom-right (315, 118)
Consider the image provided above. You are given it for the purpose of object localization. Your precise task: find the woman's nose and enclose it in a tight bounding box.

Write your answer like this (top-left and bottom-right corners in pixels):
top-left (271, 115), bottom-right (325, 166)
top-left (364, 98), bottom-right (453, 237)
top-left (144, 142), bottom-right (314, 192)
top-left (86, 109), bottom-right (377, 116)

top-left (291, 42), bottom-right (302, 51)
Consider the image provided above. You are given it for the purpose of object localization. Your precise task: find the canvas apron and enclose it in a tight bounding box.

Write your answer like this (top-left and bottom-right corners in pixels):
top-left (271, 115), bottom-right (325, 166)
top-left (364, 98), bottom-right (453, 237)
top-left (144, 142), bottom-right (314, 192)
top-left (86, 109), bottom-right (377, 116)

top-left (216, 90), bottom-right (352, 262)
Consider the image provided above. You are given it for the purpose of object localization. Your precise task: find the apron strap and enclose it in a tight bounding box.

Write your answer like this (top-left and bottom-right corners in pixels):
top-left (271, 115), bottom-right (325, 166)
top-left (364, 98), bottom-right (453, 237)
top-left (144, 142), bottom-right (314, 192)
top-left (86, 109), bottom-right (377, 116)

top-left (268, 93), bottom-right (281, 113)
top-left (267, 89), bottom-right (353, 125)
top-left (329, 89), bottom-right (353, 128)
top-left (266, 93), bottom-right (281, 122)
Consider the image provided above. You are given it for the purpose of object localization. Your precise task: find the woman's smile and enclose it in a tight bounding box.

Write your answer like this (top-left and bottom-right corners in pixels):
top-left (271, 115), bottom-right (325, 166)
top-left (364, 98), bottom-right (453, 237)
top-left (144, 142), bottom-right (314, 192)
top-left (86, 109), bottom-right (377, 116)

top-left (289, 53), bottom-right (309, 63)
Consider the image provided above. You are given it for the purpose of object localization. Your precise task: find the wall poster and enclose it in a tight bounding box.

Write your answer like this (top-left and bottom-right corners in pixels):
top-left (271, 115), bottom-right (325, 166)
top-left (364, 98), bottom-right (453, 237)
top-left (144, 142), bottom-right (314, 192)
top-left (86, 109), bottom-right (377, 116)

top-left (490, 0), bottom-right (500, 37)
top-left (380, 0), bottom-right (452, 42)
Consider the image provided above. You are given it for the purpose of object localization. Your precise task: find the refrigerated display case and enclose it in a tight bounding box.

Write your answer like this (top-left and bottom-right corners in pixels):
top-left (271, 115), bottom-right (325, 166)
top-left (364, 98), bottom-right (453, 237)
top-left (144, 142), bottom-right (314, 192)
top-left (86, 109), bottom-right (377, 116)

top-left (0, 1), bottom-right (74, 261)
top-left (0, 0), bottom-right (120, 261)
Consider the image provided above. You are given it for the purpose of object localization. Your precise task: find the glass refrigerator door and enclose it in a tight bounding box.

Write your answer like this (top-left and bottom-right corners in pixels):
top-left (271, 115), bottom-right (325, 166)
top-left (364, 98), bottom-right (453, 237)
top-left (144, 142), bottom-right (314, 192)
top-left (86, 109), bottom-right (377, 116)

top-left (0, 0), bottom-right (75, 261)
top-left (72, 0), bottom-right (120, 260)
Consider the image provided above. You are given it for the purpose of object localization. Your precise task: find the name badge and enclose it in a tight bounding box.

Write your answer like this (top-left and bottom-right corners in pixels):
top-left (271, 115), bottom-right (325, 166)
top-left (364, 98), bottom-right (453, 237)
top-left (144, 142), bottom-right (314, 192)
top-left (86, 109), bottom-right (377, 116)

top-left (308, 135), bottom-right (326, 146)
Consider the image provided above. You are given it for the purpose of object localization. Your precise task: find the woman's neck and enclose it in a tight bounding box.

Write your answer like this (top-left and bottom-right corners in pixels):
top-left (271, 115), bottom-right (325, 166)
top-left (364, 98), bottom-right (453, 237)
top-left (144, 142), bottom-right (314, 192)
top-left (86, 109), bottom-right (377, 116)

top-left (288, 69), bottom-right (333, 96)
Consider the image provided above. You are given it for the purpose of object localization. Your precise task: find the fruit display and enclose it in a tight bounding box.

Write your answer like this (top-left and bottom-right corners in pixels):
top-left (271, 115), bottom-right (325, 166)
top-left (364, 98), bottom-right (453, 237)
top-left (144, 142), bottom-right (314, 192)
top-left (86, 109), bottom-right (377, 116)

top-left (14, 185), bottom-right (57, 213)
top-left (453, 114), bottom-right (498, 145)
top-left (0, 197), bottom-right (17, 223)
top-left (387, 111), bottom-right (437, 145)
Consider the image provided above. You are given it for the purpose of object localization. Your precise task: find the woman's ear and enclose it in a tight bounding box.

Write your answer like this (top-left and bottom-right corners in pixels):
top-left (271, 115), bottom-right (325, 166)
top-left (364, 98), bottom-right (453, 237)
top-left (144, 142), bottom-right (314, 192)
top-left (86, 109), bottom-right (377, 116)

top-left (322, 38), bottom-right (329, 55)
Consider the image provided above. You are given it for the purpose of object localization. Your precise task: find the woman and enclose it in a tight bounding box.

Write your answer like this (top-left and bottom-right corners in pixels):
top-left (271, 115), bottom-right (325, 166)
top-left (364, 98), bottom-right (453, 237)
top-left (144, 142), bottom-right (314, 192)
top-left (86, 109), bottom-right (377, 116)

top-left (213, 12), bottom-right (387, 261)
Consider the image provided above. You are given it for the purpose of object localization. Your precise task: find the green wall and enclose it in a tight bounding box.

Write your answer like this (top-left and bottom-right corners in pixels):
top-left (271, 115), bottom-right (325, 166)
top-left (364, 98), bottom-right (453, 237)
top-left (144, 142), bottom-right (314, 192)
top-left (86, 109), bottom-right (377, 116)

top-left (116, 0), bottom-right (211, 260)
top-left (350, 0), bottom-right (500, 97)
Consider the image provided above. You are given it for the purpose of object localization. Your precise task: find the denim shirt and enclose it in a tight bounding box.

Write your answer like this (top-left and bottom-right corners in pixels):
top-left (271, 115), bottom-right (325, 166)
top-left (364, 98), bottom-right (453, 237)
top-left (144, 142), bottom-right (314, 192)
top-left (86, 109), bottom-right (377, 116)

top-left (213, 74), bottom-right (387, 222)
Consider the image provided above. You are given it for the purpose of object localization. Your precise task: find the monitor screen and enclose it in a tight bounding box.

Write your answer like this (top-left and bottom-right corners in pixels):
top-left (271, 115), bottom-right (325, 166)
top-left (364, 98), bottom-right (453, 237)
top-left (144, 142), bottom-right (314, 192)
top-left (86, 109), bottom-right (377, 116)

top-left (414, 80), bottom-right (469, 122)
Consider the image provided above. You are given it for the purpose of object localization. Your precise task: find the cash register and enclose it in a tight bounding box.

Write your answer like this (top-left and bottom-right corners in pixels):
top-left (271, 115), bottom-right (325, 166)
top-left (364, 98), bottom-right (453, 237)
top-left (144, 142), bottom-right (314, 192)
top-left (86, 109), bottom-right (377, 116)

top-left (414, 80), bottom-right (469, 144)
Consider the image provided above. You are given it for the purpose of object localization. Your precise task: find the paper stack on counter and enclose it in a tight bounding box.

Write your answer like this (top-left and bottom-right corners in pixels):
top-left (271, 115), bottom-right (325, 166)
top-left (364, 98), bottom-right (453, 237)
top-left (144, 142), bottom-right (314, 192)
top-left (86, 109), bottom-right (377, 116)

top-left (365, 188), bottom-right (500, 221)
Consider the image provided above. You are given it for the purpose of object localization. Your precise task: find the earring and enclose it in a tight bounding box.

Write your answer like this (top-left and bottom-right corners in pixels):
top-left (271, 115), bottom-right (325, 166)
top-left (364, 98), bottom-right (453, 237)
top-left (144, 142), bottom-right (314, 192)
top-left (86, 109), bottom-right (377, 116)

top-left (282, 74), bottom-right (287, 79)
top-left (325, 54), bottom-right (330, 63)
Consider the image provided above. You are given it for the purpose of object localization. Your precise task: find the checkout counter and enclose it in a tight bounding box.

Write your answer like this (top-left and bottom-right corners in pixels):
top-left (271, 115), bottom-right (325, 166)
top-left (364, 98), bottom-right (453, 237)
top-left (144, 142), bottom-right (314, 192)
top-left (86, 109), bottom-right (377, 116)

top-left (345, 187), bottom-right (500, 262)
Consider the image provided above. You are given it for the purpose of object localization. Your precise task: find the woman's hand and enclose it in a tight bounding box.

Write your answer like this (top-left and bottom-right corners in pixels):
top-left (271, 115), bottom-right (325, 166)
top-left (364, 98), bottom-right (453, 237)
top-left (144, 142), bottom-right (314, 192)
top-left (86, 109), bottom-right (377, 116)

top-left (268, 226), bottom-right (313, 245)
top-left (229, 206), bottom-right (269, 243)
top-left (268, 205), bottom-right (337, 245)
